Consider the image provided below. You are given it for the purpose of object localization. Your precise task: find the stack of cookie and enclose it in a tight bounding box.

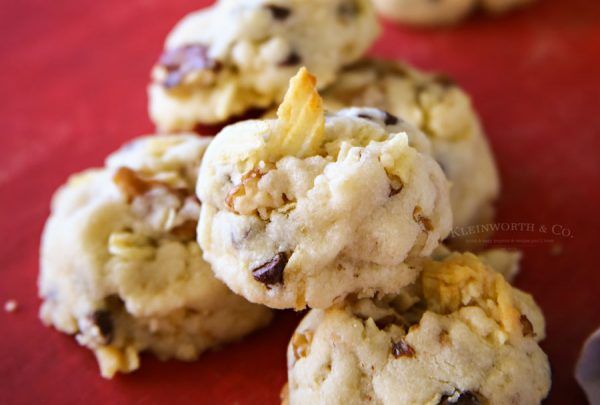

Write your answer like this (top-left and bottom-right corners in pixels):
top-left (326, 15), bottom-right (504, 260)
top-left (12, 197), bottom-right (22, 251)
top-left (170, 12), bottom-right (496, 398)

top-left (39, 0), bottom-right (551, 403)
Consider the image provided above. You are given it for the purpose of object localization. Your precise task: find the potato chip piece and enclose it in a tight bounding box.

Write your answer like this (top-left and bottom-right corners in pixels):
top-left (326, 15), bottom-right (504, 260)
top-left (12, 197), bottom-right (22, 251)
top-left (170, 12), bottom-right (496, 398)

top-left (272, 67), bottom-right (325, 158)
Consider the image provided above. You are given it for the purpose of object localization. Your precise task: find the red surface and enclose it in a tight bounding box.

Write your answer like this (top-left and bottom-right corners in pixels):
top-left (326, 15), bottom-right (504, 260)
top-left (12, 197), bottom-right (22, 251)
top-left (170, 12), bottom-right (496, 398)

top-left (1, 0), bottom-right (599, 403)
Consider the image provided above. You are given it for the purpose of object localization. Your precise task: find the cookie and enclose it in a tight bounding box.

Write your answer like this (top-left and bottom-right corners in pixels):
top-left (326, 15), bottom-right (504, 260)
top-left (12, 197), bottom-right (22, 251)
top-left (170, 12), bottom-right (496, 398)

top-left (322, 59), bottom-right (500, 239)
top-left (373, 0), bottom-right (536, 26)
top-left (285, 252), bottom-right (551, 404)
top-left (39, 135), bottom-right (272, 378)
top-left (197, 68), bottom-right (452, 309)
top-left (149, 0), bottom-right (380, 130)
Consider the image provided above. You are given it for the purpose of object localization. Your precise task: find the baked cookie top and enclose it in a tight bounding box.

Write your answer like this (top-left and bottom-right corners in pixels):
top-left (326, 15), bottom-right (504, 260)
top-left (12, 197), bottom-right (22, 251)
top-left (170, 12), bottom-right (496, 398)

top-left (286, 252), bottom-right (551, 404)
top-left (197, 68), bottom-right (452, 309)
top-left (149, 0), bottom-right (380, 129)
top-left (323, 59), bottom-right (500, 233)
top-left (39, 135), bottom-right (272, 378)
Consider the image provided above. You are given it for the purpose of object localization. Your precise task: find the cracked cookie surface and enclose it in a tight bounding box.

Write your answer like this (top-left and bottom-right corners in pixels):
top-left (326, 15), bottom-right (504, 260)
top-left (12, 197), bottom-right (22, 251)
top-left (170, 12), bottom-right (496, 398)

top-left (322, 59), bottom-right (500, 239)
top-left (284, 252), bottom-right (551, 404)
top-left (39, 135), bottom-right (272, 378)
top-left (149, 0), bottom-right (380, 130)
top-left (197, 69), bottom-right (452, 309)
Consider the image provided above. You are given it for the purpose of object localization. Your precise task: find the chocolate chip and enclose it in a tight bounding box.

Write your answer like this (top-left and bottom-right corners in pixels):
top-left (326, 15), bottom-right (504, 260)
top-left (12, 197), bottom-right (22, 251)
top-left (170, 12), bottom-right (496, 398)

top-left (91, 310), bottom-right (114, 344)
top-left (357, 113), bottom-right (375, 121)
top-left (252, 252), bottom-right (288, 286)
top-left (265, 4), bottom-right (292, 20)
top-left (338, 0), bottom-right (360, 19)
top-left (439, 391), bottom-right (482, 405)
top-left (158, 44), bottom-right (219, 88)
top-left (383, 111), bottom-right (399, 126)
top-left (391, 339), bottom-right (415, 358)
top-left (279, 51), bottom-right (302, 67)
top-left (520, 315), bottom-right (535, 337)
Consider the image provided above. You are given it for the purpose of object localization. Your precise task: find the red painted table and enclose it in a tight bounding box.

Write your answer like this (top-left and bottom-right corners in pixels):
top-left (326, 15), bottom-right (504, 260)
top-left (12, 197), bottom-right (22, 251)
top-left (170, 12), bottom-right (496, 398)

top-left (1, 0), bottom-right (599, 403)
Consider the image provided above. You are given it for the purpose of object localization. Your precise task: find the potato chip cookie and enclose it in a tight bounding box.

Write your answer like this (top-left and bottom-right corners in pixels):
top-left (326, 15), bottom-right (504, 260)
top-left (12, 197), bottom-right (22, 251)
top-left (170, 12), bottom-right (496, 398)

top-left (373, 0), bottom-right (536, 26)
top-left (284, 252), bottom-right (551, 404)
top-left (197, 68), bottom-right (452, 309)
top-left (149, 0), bottom-right (380, 130)
top-left (323, 59), bottom-right (500, 238)
top-left (39, 135), bottom-right (272, 378)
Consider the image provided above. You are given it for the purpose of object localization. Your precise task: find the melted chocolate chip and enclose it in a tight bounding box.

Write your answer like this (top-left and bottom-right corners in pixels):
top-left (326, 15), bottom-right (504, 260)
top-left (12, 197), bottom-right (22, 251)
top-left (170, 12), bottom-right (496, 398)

top-left (520, 314), bottom-right (535, 337)
top-left (252, 252), bottom-right (288, 285)
top-left (383, 111), bottom-right (399, 126)
top-left (91, 310), bottom-right (114, 344)
top-left (158, 44), bottom-right (219, 88)
top-left (439, 391), bottom-right (482, 405)
top-left (279, 51), bottom-right (302, 67)
top-left (391, 339), bottom-right (415, 358)
top-left (265, 4), bottom-right (292, 20)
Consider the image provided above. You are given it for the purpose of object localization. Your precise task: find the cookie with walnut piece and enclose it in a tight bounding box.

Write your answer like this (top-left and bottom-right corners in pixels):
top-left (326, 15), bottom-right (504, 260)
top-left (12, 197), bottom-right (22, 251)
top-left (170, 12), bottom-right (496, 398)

top-left (323, 59), bottom-right (500, 245)
top-left (284, 252), bottom-right (550, 404)
top-left (196, 68), bottom-right (452, 309)
top-left (38, 134), bottom-right (272, 378)
top-left (148, 0), bottom-right (380, 130)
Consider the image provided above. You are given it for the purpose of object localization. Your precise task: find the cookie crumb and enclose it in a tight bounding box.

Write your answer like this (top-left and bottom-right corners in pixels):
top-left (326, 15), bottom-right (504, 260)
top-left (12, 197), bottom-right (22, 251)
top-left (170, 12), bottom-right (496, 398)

top-left (4, 300), bottom-right (18, 313)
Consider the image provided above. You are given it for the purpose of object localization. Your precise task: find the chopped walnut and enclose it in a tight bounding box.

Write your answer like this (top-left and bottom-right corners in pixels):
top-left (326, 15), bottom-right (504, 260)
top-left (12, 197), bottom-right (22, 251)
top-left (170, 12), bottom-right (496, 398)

top-left (226, 169), bottom-right (263, 210)
top-left (413, 206), bottom-right (434, 231)
top-left (226, 168), bottom-right (287, 216)
top-left (113, 167), bottom-right (192, 204)
top-left (113, 167), bottom-right (154, 201)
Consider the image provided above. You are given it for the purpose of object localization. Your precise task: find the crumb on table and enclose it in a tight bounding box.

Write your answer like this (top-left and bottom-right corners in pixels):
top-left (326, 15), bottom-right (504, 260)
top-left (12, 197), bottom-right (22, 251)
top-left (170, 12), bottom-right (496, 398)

top-left (4, 300), bottom-right (18, 313)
